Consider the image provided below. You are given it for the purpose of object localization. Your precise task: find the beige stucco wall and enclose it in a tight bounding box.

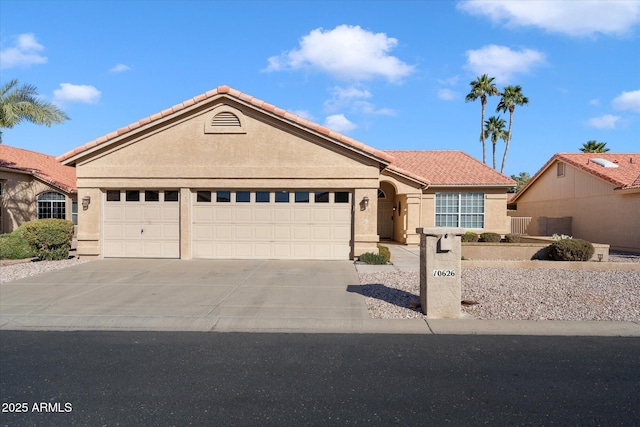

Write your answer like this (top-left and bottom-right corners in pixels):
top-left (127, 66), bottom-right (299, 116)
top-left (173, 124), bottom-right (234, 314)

top-left (1, 170), bottom-right (75, 234)
top-left (73, 100), bottom-right (382, 258)
top-left (514, 162), bottom-right (640, 252)
top-left (420, 188), bottom-right (510, 236)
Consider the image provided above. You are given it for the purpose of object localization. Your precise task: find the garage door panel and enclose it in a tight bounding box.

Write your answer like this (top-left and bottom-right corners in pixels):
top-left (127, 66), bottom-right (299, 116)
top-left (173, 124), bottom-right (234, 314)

top-left (192, 190), bottom-right (351, 260)
top-left (104, 191), bottom-right (180, 258)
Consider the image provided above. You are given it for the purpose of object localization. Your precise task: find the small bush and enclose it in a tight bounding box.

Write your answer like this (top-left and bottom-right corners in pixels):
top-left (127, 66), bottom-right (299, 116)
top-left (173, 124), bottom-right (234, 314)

top-left (376, 243), bottom-right (391, 264)
top-left (505, 233), bottom-right (522, 243)
top-left (479, 232), bottom-right (501, 243)
top-left (18, 219), bottom-right (74, 261)
top-left (0, 231), bottom-right (36, 259)
top-left (359, 252), bottom-right (387, 265)
top-left (550, 238), bottom-right (594, 261)
top-left (461, 232), bottom-right (479, 242)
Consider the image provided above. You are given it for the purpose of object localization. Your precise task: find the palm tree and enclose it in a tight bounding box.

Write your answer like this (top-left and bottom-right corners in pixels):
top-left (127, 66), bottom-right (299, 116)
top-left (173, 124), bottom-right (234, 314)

top-left (580, 140), bottom-right (610, 153)
top-left (0, 79), bottom-right (69, 143)
top-left (465, 74), bottom-right (499, 164)
top-left (496, 85), bottom-right (529, 173)
top-left (483, 116), bottom-right (507, 170)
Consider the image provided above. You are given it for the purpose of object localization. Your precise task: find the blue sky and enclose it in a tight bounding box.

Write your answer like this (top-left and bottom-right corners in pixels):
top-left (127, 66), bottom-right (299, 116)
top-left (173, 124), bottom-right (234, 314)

top-left (1, 0), bottom-right (639, 177)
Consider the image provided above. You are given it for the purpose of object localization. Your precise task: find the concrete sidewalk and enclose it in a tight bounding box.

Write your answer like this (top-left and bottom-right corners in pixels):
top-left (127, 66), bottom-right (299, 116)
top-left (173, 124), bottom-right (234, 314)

top-left (1, 258), bottom-right (638, 336)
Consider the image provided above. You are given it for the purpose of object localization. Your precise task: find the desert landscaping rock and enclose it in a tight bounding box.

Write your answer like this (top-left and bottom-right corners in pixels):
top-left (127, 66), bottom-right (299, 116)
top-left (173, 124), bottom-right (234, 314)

top-left (0, 258), bottom-right (89, 284)
top-left (359, 267), bottom-right (640, 322)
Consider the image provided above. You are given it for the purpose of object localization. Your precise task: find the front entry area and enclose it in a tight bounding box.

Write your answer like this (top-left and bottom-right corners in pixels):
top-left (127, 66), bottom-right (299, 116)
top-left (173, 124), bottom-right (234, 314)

top-left (377, 182), bottom-right (396, 241)
top-left (192, 190), bottom-right (352, 260)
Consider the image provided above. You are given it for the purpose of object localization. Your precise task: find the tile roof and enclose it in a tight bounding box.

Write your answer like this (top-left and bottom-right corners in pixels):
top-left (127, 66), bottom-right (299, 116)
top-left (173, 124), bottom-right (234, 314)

top-left (0, 144), bottom-right (76, 193)
top-left (384, 150), bottom-right (516, 186)
top-left (554, 153), bottom-right (640, 190)
top-left (57, 85), bottom-right (394, 165)
top-left (512, 152), bottom-right (640, 202)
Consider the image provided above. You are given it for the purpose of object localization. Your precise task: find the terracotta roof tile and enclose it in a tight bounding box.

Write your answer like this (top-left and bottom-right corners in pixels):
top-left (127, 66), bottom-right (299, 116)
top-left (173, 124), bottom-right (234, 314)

top-left (384, 150), bottom-right (516, 186)
top-left (56, 85), bottom-right (394, 165)
top-left (0, 145), bottom-right (76, 193)
top-left (554, 153), bottom-right (640, 189)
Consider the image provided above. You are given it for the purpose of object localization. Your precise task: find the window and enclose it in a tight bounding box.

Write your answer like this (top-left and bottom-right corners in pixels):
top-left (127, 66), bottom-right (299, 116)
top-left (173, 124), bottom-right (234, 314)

top-left (557, 162), bottom-right (566, 177)
top-left (295, 192), bottom-right (309, 203)
top-left (236, 191), bottom-right (250, 203)
top-left (197, 191), bottom-right (212, 203)
top-left (216, 191), bottom-right (231, 203)
top-left (314, 192), bottom-right (329, 203)
top-left (106, 190), bottom-right (120, 202)
top-left (256, 191), bottom-right (270, 203)
top-left (164, 191), bottom-right (179, 202)
top-left (37, 192), bottom-right (66, 220)
top-left (126, 190), bottom-right (140, 202)
top-left (378, 189), bottom-right (386, 199)
top-left (145, 190), bottom-right (160, 202)
top-left (435, 193), bottom-right (484, 228)
top-left (275, 191), bottom-right (289, 203)
top-left (335, 192), bottom-right (349, 203)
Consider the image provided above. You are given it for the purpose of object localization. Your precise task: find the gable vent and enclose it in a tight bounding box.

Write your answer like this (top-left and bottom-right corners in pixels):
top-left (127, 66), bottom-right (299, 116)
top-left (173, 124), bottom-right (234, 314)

top-left (590, 158), bottom-right (619, 168)
top-left (212, 112), bottom-right (241, 127)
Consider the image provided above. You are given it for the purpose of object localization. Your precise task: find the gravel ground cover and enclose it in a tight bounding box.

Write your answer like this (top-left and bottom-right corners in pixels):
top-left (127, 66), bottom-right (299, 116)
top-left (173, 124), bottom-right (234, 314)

top-left (0, 258), bottom-right (89, 284)
top-left (358, 266), bottom-right (640, 322)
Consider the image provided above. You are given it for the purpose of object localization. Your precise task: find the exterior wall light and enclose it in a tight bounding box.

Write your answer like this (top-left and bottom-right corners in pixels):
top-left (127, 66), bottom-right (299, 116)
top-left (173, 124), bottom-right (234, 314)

top-left (82, 195), bottom-right (91, 210)
top-left (360, 196), bottom-right (370, 211)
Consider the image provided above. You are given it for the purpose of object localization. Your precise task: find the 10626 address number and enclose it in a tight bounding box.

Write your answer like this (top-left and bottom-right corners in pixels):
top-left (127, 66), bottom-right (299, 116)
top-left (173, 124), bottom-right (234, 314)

top-left (432, 269), bottom-right (456, 277)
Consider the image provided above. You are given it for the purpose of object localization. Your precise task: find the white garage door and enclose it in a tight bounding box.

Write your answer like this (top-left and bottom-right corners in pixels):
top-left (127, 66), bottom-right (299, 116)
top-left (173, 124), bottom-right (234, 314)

top-left (192, 190), bottom-right (352, 260)
top-left (103, 190), bottom-right (180, 258)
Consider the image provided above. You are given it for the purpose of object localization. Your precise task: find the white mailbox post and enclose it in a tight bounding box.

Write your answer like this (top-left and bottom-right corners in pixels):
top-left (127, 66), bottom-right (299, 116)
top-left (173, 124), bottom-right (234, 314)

top-left (417, 227), bottom-right (465, 318)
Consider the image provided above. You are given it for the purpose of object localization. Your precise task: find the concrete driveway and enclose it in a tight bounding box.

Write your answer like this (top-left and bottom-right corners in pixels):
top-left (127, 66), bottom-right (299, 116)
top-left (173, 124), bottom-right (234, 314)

top-left (0, 259), bottom-right (427, 333)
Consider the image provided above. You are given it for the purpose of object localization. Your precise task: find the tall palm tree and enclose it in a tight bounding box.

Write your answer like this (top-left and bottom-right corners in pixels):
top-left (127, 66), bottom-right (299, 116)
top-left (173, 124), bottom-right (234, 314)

top-left (496, 85), bottom-right (528, 173)
top-left (483, 116), bottom-right (507, 170)
top-left (580, 140), bottom-right (610, 153)
top-left (465, 74), bottom-right (499, 164)
top-left (0, 79), bottom-right (69, 143)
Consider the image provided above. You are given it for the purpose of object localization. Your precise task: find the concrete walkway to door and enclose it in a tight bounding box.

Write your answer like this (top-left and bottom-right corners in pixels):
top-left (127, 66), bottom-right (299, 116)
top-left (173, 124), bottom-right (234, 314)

top-left (0, 259), bottom-right (427, 333)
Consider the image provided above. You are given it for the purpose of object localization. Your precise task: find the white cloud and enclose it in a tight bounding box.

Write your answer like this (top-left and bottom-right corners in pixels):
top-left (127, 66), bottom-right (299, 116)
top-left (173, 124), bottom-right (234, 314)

top-left (589, 99), bottom-right (600, 106)
top-left (0, 33), bottom-right (47, 69)
top-left (438, 88), bottom-right (459, 101)
top-left (587, 114), bottom-right (621, 129)
top-left (465, 45), bottom-right (545, 83)
top-left (110, 63), bottom-right (131, 73)
top-left (324, 114), bottom-right (358, 133)
top-left (265, 25), bottom-right (414, 82)
top-left (324, 86), bottom-right (372, 112)
top-left (612, 89), bottom-right (640, 112)
top-left (457, 0), bottom-right (640, 37)
top-left (53, 83), bottom-right (101, 105)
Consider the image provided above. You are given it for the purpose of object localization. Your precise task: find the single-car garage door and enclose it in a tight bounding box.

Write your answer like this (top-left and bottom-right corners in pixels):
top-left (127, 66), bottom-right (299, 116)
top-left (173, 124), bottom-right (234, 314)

top-left (103, 190), bottom-right (180, 258)
top-left (192, 190), bottom-right (352, 259)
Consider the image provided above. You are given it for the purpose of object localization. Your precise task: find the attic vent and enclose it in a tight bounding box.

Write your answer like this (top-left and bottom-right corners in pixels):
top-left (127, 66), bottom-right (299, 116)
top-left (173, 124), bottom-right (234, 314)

top-left (590, 158), bottom-right (619, 168)
top-left (212, 112), bottom-right (241, 127)
top-left (204, 105), bottom-right (247, 134)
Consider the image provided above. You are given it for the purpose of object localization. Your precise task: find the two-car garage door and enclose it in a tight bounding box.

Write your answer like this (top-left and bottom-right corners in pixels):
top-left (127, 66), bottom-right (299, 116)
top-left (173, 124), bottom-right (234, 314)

top-left (103, 189), bottom-right (352, 260)
top-left (192, 190), bottom-right (352, 260)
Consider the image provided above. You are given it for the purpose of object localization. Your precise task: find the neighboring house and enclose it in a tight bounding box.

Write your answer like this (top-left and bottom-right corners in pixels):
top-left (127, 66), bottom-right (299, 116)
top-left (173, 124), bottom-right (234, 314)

top-left (57, 85), bottom-right (515, 260)
top-left (511, 153), bottom-right (640, 253)
top-left (0, 144), bottom-right (77, 234)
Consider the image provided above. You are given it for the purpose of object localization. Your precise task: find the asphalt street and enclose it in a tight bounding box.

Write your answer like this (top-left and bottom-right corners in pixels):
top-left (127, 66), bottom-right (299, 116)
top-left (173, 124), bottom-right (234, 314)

top-left (1, 331), bottom-right (639, 426)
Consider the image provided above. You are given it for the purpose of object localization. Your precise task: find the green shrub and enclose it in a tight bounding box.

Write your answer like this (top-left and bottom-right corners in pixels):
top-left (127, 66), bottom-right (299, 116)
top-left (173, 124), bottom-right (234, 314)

top-left (0, 231), bottom-right (36, 259)
top-left (479, 232), bottom-right (501, 243)
top-left (18, 219), bottom-right (74, 261)
top-left (550, 238), bottom-right (594, 261)
top-left (376, 243), bottom-right (391, 264)
top-left (461, 232), bottom-right (479, 242)
top-left (359, 252), bottom-right (387, 265)
top-left (505, 233), bottom-right (522, 243)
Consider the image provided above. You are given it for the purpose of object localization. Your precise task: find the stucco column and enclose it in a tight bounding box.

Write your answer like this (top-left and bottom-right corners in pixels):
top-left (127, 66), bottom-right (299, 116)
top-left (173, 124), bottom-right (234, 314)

top-left (180, 188), bottom-right (192, 260)
top-left (353, 187), bottom-right (378, 257)
top-left (76, 187), bottom-right (102, 258)
top-left (405, 193), bottom-right (421, 245)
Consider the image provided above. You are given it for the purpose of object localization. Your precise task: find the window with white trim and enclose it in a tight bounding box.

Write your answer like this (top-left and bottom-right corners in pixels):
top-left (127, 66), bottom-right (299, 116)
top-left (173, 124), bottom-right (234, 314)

top-left (435, 193), bottom-right (484, 228)
top-left (37, 192), bottom-right (66, 220)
